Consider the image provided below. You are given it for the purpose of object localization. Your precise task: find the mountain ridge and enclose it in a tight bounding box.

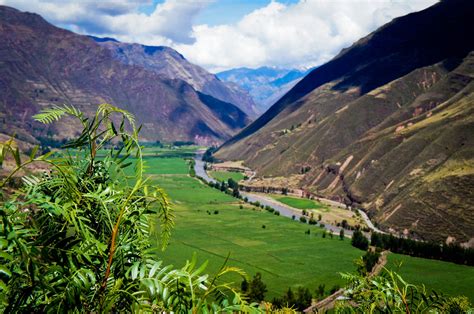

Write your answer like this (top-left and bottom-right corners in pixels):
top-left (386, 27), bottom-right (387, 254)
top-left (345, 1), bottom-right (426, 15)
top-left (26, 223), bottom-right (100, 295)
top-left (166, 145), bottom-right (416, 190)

top-left (0, 5), bottom-right (250, 146)
top-left (91, 37), bottom-right (259, 117)
top-left (215, 0), bottom-right (474, 245)
top-left (217, 66), bottom-right (311, 114)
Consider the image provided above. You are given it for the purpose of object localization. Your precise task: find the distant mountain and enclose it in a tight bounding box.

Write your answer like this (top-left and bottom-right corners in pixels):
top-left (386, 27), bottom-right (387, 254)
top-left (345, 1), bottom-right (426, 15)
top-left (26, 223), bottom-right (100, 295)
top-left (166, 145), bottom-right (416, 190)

top-left (217, 67), bottom-right (312, 114)
top-left (91, 37), bottom-right (259, 117)
top-left (216, 0), bottom-right (474, 245)
top-left (0, 5), bottom-right (250, 146)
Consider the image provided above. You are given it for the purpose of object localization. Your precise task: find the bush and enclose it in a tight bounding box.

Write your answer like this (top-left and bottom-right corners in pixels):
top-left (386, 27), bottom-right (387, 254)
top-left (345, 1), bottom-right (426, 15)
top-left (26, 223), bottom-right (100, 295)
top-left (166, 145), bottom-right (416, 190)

top-left (274, 211), bottom-right (280, 216)
top-left (299, 216), bottom-right (307, 223)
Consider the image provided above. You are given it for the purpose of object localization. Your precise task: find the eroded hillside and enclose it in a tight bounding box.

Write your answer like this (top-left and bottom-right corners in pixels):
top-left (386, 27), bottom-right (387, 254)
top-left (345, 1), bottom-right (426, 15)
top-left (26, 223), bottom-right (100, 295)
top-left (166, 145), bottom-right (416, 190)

top-left (215, 0), bottom-right (474, 244)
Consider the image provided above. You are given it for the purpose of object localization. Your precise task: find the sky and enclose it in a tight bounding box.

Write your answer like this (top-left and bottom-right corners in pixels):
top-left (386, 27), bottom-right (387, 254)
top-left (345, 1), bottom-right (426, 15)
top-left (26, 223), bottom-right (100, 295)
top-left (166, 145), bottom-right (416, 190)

top-left (0, 0), bottom-right (438, 72)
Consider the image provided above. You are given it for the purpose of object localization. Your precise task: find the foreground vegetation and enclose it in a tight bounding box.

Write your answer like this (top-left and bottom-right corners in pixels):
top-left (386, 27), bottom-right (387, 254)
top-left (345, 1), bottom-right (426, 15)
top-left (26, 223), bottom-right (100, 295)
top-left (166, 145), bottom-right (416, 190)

top-left (0, 105), bottom-right (253, 312)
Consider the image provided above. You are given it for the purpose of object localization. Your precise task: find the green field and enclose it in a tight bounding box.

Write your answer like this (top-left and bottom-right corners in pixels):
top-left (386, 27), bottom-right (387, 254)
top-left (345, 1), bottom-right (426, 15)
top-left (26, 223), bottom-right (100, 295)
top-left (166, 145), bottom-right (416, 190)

top-left (134, 146), bottom-right (474, 301)
top-left (276, 196), bottom-right (328, 210)
top-left (139, 148), bottom-right (362, 298)
top-left (386, 253), bottom-right (474, 301)
top-left (208, 170), bottom-right (245, 182)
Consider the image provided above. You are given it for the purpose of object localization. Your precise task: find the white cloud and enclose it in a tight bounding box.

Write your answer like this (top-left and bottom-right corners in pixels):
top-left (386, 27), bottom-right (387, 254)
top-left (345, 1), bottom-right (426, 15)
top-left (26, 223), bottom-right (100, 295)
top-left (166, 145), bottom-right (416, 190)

top-left (176, 0), bottom-right (438, 72)
top-left (1, 0), bottom-right (437, 72)
top-left (0, 0), bottom-right (208, 44)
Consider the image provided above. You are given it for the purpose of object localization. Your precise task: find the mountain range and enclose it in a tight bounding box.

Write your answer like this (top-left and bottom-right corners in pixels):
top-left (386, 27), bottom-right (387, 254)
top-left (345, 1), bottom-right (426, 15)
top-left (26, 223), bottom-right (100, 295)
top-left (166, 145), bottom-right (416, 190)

top-left (216, 0), bottom-right (474, 245)
top-left (217, 67), bottom-right (312, 114)
top-left (91, 37), bottom-right (258, 117)
top-left (0, 5), bottom-right (252, 146)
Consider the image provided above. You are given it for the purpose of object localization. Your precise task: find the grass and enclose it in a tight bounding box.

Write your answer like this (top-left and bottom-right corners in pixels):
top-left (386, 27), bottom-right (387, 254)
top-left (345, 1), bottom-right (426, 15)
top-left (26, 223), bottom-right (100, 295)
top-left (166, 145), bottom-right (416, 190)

top-left (386, 253), bottom-right (474, 302)
top-left (275, 196), bottom-right (328, 210)
top-left (139, 147), bottom-right (363, 298)
top-left (208, 170), bottom-right (245, 183)
top-left (135, 146), bottom-right (474, 301)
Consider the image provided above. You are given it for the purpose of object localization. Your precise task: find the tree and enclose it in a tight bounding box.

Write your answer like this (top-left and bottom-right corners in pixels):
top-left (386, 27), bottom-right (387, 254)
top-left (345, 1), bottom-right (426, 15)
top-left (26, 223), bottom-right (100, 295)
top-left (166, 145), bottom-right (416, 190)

top-left (247, 272), bottom-right (268, 303)
top-left (351, 229), bottom-right (369, 250)
top-left (0, 105), bottom-right (255, 313)
top-left (241, 279), bottom-right (249, 293)
top-left (356, 250), bottom-right (380, 275)
top-left (284, 287), bottom-right (296, 307)
top-left (295, 287), bottom-right (312, 311)
top-left (339, 229), bottom-right (345, 240)
top-left (316, 284), bottom-right (325, 298)
top-left (228, 178), bottom-right (239, 190)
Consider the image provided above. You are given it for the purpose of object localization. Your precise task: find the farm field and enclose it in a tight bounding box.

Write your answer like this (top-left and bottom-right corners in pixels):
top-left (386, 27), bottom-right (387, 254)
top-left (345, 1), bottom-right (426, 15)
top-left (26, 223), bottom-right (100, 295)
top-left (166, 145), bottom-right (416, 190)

top-left (140, 147), bottom-right (363, 298)
top-left (208, 170), bottom-right (245, 182)
top-left (276, 196), bottom-right (328, 210)
top-left (137, 147), bottom-right (474, 301)
top-left (386, 253), bottom-right (474, 302)
top-left (270, 195), bottom-right (365, 227)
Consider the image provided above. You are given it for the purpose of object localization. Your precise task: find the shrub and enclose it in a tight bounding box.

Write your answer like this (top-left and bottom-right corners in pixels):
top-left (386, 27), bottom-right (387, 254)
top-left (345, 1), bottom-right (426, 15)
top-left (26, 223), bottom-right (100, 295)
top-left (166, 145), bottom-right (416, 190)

top-left (299, 216), bottom-right (307, 223)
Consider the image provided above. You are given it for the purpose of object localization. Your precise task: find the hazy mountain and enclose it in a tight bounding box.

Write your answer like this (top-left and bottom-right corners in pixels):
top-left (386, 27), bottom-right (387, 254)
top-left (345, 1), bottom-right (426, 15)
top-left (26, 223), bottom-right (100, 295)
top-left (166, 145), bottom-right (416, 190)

top-left (91, 37), bottom-right (259, 117)
top-left (217, 67), bottom-right (311, 114)
top-left (215, 0), bottom-right (474, 245)
top-left (0, 6), bottom-right (250, 146)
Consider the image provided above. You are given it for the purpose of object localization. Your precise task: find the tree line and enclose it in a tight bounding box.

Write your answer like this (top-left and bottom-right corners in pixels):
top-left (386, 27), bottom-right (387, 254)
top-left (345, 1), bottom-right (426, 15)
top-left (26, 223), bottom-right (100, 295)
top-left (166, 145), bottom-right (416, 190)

top-left (370, 232), bottom-right (474, 266)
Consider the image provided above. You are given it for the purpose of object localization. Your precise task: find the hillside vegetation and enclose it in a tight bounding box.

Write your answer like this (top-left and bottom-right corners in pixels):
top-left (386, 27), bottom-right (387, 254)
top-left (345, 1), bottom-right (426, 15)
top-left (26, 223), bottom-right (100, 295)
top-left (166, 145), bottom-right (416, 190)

top-left (215, 0), bottom-right (474, 244)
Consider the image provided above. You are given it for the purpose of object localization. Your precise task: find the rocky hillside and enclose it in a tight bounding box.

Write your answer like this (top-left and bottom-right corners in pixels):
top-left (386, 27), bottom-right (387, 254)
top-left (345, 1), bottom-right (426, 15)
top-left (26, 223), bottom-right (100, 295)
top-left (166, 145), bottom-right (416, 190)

top-left (0, 6), bottom-right (250, 146)
top-left (217, 67), bottom-right (311, 114)
top-left (215, 0), bottom-right (474, 245)
top-left (92, 37), bottom-right (258, 117)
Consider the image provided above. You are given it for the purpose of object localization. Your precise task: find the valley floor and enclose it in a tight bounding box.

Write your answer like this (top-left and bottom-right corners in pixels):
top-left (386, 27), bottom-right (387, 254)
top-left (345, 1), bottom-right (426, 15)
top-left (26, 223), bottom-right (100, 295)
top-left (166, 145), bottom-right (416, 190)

top-left (137, 146), bottom-right (474, 301)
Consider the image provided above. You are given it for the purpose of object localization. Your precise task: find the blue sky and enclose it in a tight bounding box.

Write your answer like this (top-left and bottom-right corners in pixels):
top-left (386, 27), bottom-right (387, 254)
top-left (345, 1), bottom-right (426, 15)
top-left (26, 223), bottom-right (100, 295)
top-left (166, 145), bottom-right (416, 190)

top-left (139, 0), bottom-right (299, 26)
top-left (0, 0), bottom-right (437, 72)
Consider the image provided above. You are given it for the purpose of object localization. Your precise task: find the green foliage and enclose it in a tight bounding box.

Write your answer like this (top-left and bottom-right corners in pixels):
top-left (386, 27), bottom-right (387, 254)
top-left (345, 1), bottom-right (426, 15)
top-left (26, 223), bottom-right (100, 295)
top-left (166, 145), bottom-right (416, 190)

top-left (371, 232), bottom-right (474, 265)
top-left (355, 250), bottom-right (381, 276)
top-left (336, 269), bottom-right (473, 313)
top-left (0, 105), bottom-right (255, 312)
top-left (351, 230), bottom-right (369, 251)
top-left (245, 272), bottom-right (268, 303)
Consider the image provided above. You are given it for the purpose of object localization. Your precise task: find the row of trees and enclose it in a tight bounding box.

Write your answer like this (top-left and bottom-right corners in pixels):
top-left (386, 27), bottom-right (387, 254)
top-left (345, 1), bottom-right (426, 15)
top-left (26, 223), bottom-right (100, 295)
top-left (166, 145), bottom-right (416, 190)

top-left (350, 228), bottom-right (473, 265)
top-left (241, 273), bottom-right (342, 312)
top-left (370, 232), bottom-right (474, 265)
